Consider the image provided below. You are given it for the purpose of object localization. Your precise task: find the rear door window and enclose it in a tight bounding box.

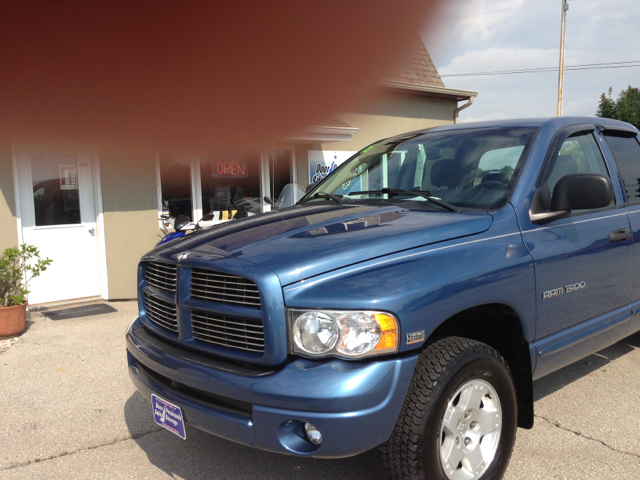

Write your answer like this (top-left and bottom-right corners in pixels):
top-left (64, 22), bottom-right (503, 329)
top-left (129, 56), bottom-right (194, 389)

top-left (603, 132), bottom-right (640, 204)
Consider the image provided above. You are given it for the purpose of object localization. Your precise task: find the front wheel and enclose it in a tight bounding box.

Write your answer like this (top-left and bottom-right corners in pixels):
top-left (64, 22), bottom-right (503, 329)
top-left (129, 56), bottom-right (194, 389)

top-left (382, 337), bottom-right (517, 480)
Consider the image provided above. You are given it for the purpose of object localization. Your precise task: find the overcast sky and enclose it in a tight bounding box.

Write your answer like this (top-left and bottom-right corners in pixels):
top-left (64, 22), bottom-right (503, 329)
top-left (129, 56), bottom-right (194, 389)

top-left (423, 0), bottom-right (640, 122)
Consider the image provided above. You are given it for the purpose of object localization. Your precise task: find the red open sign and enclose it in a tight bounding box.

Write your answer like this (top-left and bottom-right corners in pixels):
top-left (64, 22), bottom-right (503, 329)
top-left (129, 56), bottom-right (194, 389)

top-left (214, 160), bottom-right (248, 177)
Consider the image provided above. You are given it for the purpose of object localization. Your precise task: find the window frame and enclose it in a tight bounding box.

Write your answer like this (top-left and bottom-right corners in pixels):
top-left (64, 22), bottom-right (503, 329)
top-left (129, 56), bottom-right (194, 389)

top-left (535, 124), bottom-right (621, 219)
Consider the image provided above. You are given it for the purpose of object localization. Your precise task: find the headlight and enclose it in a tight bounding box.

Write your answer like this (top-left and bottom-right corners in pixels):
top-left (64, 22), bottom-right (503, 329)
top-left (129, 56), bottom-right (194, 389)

top-left (288, 309), bottom-right (399, 359)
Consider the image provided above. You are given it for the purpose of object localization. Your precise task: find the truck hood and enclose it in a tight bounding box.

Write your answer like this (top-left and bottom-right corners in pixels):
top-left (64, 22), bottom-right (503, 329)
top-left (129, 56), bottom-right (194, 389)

top-left (158, 203), bottom-right (493, 286)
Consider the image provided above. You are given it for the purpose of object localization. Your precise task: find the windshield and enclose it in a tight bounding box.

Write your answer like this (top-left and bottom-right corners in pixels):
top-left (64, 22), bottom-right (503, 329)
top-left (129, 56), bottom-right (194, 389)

top-left (309, 126), bottom-right (538, 210)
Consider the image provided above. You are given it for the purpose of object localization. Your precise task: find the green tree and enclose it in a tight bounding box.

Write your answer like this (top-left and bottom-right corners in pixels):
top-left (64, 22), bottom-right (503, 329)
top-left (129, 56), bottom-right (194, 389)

top-left (596, 86), bottom-right (640, 129)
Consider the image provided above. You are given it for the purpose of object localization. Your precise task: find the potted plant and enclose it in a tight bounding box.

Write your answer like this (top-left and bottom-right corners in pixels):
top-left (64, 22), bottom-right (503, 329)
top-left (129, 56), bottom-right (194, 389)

top-left (0, 244), bottom-right (52, 337)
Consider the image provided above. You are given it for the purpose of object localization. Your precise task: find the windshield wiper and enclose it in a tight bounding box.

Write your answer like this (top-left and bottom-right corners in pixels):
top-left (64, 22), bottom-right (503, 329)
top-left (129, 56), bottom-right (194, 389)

top-left (348, 188), bottom-right (461, 212)
top-left (298, 192), bottom-right (343, 205)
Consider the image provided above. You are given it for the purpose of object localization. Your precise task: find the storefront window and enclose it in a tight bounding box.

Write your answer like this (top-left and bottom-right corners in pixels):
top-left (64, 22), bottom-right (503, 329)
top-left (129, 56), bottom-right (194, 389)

top-left (200, 153), bottom-right (262, 220)
top-left (159, 156), bottom-right (193, 221)
top-left (268, 149), bottom-right (292, 204)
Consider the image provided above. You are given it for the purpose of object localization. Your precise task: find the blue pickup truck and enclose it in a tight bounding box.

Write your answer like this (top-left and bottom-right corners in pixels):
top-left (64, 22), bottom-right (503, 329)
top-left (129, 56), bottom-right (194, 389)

top-left (126, 117), bottom-right (640, 480)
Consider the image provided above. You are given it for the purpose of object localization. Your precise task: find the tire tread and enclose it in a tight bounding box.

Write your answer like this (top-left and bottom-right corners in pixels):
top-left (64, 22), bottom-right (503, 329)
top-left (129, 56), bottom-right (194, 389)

top-left (382, 336), bottom-right (512, 480)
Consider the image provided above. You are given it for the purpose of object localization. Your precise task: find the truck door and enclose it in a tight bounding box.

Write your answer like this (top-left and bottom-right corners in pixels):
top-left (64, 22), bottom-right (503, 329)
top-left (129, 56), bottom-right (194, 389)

top-left (599, 126), bottom-right (640, 334)
top-left (522, 126), bottom-right (633, 340)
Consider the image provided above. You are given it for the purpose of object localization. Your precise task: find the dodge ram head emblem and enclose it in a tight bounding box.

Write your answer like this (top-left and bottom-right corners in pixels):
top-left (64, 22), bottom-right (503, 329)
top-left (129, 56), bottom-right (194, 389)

top-left (177, 252), bottom-right (190, 261)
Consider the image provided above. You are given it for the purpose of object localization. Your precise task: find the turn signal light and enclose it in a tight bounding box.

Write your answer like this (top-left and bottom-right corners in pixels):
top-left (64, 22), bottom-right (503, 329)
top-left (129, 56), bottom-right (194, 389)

top-left (374, 313), bottom-right (398, 351)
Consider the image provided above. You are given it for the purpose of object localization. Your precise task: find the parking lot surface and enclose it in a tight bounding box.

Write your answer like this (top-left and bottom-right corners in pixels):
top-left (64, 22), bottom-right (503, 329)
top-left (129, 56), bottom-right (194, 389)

top-left (1, 301), bottom-right (639, 479)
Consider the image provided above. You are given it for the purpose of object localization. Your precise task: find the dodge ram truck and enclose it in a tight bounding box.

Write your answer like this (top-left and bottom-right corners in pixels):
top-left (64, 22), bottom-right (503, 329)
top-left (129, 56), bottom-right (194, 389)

top-left (126, 117), bottom-right (640, 480)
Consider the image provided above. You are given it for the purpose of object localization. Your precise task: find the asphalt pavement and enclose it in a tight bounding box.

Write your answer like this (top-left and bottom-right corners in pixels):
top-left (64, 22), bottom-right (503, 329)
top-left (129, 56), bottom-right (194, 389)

top-left (1, 301), bottom-right (639, 479)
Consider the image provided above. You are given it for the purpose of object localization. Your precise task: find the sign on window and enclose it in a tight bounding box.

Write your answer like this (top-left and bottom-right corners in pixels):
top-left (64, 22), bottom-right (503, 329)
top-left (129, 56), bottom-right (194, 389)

top-left (308, 150), bottom-right (356, 184)
top-left (59, 165), bottom-right (78, 190)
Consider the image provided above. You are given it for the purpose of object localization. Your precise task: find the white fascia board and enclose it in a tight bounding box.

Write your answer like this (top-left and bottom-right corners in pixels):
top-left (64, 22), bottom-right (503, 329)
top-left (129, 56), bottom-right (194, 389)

top-left (378, 80), bottom-right (478, 100)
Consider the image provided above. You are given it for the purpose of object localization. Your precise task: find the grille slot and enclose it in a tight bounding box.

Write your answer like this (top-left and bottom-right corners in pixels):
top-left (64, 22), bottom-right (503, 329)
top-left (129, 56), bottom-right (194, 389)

top-left (191, 269), bottom-right (261, 307)
top-left (145, 262), bottom-right (177, 292)
top-left (144, 293), bottom-right (178, 332)
top-left (191, 310), bottom-right (265, 353)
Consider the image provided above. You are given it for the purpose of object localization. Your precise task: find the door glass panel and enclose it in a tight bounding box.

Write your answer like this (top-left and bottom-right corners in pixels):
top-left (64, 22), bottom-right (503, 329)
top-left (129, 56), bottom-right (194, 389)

top-left (159, 156), bottom-right (193, 221)
top-left (31, 153), bottom-right (81, 226)
top-left (269, 149), bottom-right (292, 204)
top-left (548, 133), bottom-right (609, 194)
top-left (603, 134), bottom-right (640, 204)
top-left (200, 152), bottom-right (262, 220)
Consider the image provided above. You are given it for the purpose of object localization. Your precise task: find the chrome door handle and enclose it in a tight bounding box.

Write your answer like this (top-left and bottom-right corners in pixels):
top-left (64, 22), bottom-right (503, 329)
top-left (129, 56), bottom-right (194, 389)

top-left (88, 227), bottom-right (95, 235)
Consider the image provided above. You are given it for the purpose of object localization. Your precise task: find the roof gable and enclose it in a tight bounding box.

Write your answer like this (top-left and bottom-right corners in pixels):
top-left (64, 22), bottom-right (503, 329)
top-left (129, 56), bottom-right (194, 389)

top-left (385, 37), bottom-right (445, 88)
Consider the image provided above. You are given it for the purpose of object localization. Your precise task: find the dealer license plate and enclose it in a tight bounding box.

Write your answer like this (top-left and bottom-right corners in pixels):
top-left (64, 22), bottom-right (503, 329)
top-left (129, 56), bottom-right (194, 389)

top-left (151, 394), bottom-right (186, 440)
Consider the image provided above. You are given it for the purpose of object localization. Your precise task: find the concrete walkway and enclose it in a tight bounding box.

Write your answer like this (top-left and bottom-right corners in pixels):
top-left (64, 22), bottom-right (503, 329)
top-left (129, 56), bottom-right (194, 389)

top-left (1, 301), bottom-right (639, 479)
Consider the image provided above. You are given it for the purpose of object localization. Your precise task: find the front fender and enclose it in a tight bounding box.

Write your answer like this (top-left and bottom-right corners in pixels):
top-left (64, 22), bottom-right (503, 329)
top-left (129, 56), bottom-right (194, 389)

top-left (283, 206), bottom-right (536, 354)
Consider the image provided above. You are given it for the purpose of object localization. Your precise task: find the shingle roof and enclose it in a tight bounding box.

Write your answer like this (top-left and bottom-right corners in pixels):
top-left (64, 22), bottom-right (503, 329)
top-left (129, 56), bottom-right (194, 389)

top-left (385, 37), bottom-right (445, 88)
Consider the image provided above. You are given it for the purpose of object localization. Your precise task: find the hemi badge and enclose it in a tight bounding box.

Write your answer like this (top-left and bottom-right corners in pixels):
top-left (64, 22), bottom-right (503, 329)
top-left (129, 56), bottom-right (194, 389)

top-left (406, 330), bottom-right (425, 345)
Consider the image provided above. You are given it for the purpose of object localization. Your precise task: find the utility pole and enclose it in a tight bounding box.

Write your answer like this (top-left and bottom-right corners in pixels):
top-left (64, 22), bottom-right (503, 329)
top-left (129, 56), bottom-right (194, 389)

top-left (557, 0), bottom-right (571, 116)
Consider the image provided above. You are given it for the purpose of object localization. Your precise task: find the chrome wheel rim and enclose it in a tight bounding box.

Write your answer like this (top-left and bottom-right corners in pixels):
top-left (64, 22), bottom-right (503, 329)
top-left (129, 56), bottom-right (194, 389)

top-left (439, 379), bottom-right (502, 480)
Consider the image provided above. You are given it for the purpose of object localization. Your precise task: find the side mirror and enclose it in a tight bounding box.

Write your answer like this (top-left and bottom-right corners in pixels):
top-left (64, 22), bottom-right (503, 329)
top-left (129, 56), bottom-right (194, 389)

top-left (263, 196), bottom-right (274, 206)
top-left (530, 173), bottom-right (613, 224)
top-left (551, 173), bottom-right (613, 211)
top-left (173, 214), bottom-right (190, 231)
top-left (305, 183), bottom-right (315, 193)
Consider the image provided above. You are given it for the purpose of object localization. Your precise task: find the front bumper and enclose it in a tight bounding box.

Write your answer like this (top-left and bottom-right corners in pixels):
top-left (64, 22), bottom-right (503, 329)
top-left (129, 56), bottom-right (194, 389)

top-left (127, 317), bottom-right (418, 458)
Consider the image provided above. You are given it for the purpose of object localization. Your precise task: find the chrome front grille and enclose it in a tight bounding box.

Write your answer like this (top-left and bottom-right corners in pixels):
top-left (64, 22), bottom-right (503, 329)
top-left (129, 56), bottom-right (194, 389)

top-left (145, 262), bottom-right (177, 292)
top-left (191, 310), bottom-right (265, 353)
top-left (191, 269), bottom-right (261, 307)
top-left (143, 293), bottom-right (178, 333)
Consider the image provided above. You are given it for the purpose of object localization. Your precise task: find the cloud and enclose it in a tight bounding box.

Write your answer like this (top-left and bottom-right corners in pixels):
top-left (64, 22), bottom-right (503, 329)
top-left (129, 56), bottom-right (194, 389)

top-left (455, 0), bottom-right (526, 42)
top-left (440, 47), bottom-right (557, 75)
top-left (424, 0), bottom-right (640, 121)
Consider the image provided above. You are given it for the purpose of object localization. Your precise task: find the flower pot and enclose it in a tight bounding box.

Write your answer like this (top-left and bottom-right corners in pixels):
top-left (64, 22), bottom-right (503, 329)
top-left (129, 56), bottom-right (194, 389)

top-left (0, 302), bottom-right (28, 337)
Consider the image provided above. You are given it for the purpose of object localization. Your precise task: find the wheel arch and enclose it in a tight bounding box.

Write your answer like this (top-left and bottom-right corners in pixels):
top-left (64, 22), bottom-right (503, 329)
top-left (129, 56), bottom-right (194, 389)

top-left (425, 303), bottom-right (534, 429)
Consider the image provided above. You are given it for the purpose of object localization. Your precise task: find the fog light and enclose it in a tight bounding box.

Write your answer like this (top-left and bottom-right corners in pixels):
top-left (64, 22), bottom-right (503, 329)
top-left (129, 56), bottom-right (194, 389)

top-left (303, 422), bottom-right (323, 446)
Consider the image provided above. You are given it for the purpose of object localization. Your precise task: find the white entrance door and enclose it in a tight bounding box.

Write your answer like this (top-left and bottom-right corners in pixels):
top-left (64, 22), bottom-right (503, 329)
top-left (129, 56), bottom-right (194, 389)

top-left (15, 150), bottom-right (102, 305)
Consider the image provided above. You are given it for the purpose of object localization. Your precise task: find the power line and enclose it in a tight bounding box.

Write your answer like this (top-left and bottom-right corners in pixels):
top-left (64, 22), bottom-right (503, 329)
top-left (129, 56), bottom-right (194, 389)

top-left (441, 61), bottom-right (640, 77)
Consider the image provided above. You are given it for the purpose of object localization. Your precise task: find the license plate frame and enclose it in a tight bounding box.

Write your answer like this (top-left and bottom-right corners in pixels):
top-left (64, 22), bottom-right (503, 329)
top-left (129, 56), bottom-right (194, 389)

top-left (151, 394), bottom-right (186, 440)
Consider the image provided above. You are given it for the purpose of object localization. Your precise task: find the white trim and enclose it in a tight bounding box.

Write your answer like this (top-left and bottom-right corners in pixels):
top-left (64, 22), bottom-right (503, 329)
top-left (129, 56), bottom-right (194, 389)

top-left (155, 155), bottom-right (164, 229)
top-left (10, 144), bottom-right (24, 245)
top-left (284, 232), bottom-right (522, 293)
top-left (304, 125), bottom-right (360, 136)
top-left (261, 149), bottom-right (272, 212)
top-left (285, 132), bottom-right (356, 143)
top-left (290, 147), bottom-right (297, 184)
top-left (191, 156), bottom-right (202, 222)
top-left (378, 80), bottom-right (478, 100)
top-left (92, 152), bottom-right (109, 300)
top-left (521, 211), bottom-right (629, 234)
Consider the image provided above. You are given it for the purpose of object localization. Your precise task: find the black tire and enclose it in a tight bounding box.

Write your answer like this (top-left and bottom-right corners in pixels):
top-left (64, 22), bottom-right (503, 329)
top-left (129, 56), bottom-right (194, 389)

top-left (382, 337), bottom-right (517, 480)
